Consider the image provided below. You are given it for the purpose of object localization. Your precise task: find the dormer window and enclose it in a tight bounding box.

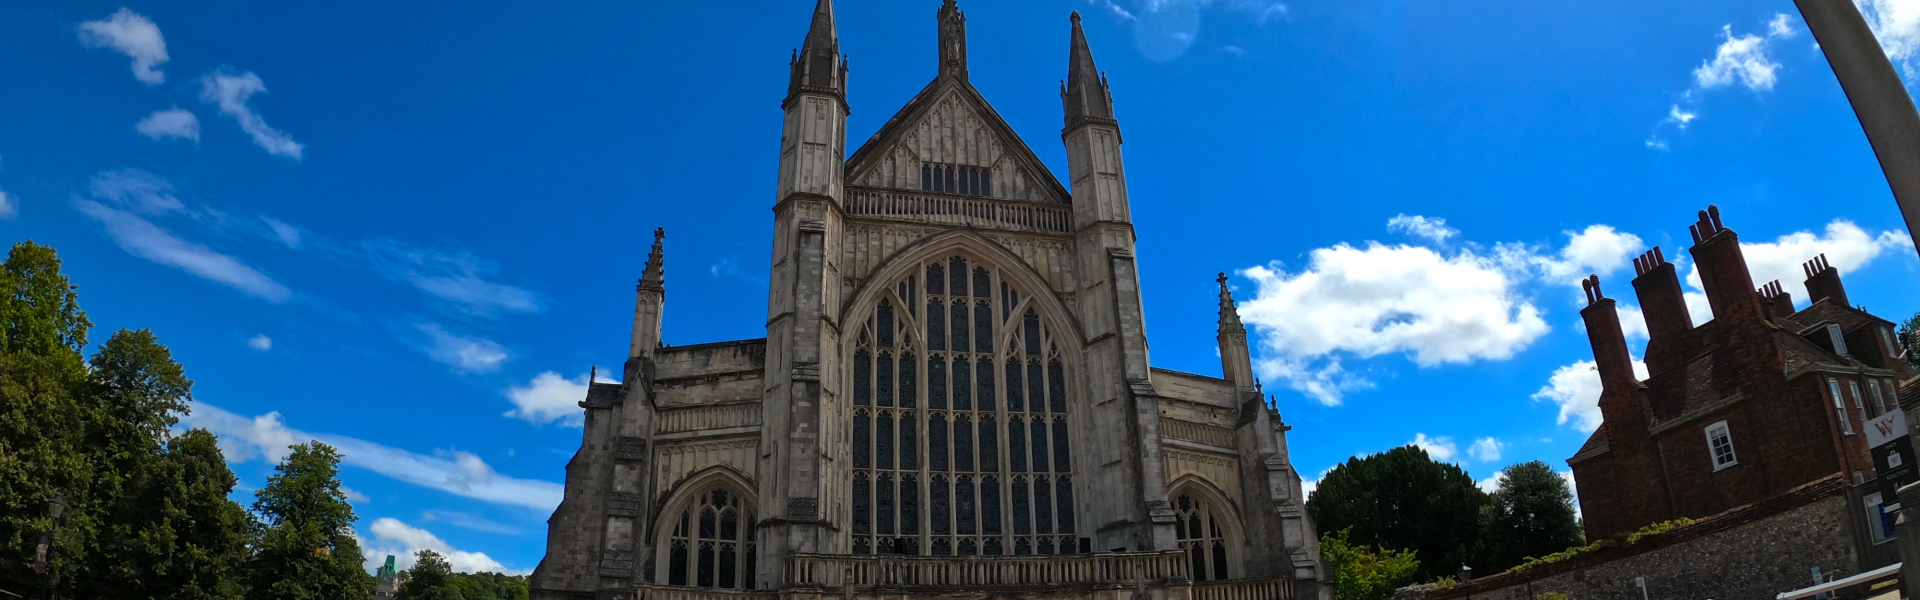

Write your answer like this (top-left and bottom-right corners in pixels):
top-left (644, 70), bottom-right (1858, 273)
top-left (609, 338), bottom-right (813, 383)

top-left (922, 163), bottom-right (992, 196)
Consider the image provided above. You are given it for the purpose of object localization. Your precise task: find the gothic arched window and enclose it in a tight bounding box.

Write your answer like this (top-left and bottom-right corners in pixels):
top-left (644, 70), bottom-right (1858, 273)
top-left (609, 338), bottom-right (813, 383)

top-left (850, 254), bottom-right (1077, 557)
top-left (662, 488), bottom-right (755, 589)
top-left (1174, 494), bottom-right (1230, 581)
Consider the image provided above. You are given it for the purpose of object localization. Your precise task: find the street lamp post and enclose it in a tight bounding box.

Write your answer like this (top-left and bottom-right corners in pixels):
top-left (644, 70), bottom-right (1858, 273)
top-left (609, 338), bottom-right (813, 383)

top-left (38, 493), bottom-right (67, 600)
top-left (1460, 565), bottom-right (1473, 600)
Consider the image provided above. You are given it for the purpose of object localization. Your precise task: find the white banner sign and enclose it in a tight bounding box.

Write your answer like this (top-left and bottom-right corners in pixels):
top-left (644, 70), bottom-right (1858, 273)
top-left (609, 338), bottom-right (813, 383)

top-left (1867, 409), bottom-right (1909, 448)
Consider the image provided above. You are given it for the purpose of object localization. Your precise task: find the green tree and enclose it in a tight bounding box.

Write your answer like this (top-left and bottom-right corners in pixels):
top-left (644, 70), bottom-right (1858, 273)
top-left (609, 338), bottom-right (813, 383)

top-left (75, 329), bottom-right (198, 595)
top-left (448, 572), bottom-right (529, 600)
top-left (0, 241), bottom-right (93, 590)
top-left (246, 442), bottom-right (374, 600)
top-left (396, 550), bottom-right (463, 600)
top-left (1307, 445), bottom-right (1487, 581)
top-left (88, 429), bottom-right (258, 599)
top-left (1321, 528), bottom-right (1421, 600)
top-left (1900, 313), bottom-right (1919, 370)
top-left (1477, 461), bottom-right (1583, 572)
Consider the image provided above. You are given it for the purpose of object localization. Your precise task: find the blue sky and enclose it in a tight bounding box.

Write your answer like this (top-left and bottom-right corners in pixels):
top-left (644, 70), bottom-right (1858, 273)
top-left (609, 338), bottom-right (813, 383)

top-left (5, 0), bottom-right (1919, 574)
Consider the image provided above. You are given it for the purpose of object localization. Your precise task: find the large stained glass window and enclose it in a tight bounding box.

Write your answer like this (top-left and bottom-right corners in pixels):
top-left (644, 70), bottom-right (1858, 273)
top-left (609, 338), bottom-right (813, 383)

top-left (850, 254), bottom-right (1077, 556)
top-left (662, 487), bottom-right (756, 589)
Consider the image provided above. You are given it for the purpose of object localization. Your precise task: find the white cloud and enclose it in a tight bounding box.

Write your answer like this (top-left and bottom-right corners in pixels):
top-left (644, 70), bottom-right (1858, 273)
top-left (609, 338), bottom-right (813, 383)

top-left (136, 107), bottom-right (200, 142)
top-left (1386, 214), bottom-right (1458, 243)
top-left (1561, 470), bottom-right (1583, 519)
top-left (1693, 25), bottom-right (1782, 91)
top-left (363, 518), bottom-right (522, 575)
top-left (1685, 220), bottom-right (1913, 309)
top-left (89, 168), bottom-right (184, 215)
top-left (1209, 0), bottom-right (1288, 25)
top-left (200, 70), bottom-right (304, 160)
top-left (179, 401), bottom-right (563, 512)
top-left (76, 8), bottom-right (168, 85)
top-left (1469, 437), bottom-right (1503, 462)
top-left (1411, 433), bottom-right (1458, 462)
top-left (1645, 137), bottom-right (1670, 151)
top-left (1477, 475), bottom-right (1501, 493)
top-left (1085, 0), bottom-right (1138, 22)
top-left (1534, 225), bottom-right (1645, 286)
top-left (247, 334), bottom-right (272, 351)
top-left (0, 192), bottom-right (15, 220)
top-left (504, 371), bottom-right (589, 426)
top-left (1239, 242), bottom-right (1549, 405)
top-left (262, 217), bottom-right (301, 249)
top-left (341, 486), bottom-right (370, 503)
top-left (422, 510), bottom-right (520, 535)
top-left (1664, 105), bottom-right (1698, 130)
top-left (366, 240), bottom-right (542, 316)
top-left (75, 199), bottom-right (293, 302)
top-left (1614, 302), bottom-right (1651, 342)
top-left (1532, 358), bottom-right (1650, 433)
top-left (413, 322), bottom-right (509, 374)
top-left (1856, 0), bottom-right (1920, 84)
top-left (1768, 13), bottom-right (1798, 39)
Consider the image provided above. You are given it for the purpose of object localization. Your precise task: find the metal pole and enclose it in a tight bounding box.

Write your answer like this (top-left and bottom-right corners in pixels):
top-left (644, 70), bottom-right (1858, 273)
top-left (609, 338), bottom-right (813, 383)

top-left (1793, 0), bottom-right (1920, 257)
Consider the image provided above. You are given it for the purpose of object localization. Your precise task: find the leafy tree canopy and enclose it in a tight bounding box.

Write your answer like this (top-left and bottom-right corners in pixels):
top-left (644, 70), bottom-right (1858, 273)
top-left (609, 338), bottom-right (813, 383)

top-left (396, 550), bottom-right (464, 600)
top-left (0, 241), bottom-right (93, 587)
top-left (1477, 461), bottom-right (1583, 572)
top-left (246, 441), bottom-right (374, 600)
top-left (1307, 445), bottom-right (1487, 581)
top-left (1322, 528), bottom-right (1421, 600)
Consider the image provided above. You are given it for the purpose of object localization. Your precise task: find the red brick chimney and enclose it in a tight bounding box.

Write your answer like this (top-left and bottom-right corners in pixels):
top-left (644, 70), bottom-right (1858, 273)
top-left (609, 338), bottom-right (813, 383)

top-left (1631, 247), bottom-right (1693, 374)
top-left (1581, 275), bottom-right (1639, 392)
top-left (1687, 205), bottom-right (1764, 324)
top-left (1801, 253), bottom-right (1851, 308)
top-left (1758, 280), bottom-right (1795, 321)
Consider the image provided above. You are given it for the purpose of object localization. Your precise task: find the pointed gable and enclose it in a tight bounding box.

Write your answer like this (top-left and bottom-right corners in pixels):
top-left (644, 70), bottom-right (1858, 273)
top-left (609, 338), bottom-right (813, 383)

top-left (845, 78), bottom-right (1071, 204)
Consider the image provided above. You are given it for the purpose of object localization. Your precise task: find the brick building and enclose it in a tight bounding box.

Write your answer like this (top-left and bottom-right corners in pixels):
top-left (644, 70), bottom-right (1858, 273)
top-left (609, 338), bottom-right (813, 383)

top-left (1570, 205), bottom-right (1915, 543)
top-left (528, 2), bottom-right (1324, 599)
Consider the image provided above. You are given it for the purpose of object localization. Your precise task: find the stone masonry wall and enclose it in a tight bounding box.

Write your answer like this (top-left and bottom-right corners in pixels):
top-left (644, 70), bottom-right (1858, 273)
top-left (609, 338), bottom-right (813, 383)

top-left (1397, 477), bottom-right (1859, 600)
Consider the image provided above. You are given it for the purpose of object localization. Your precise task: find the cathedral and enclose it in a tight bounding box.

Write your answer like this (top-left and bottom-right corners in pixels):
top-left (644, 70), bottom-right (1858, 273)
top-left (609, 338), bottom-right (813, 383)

top-left (530, 2), bottom-right (1324, 599)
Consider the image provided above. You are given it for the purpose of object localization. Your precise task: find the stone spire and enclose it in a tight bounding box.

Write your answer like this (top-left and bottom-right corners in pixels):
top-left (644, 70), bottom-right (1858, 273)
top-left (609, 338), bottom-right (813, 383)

top-left (640, 227), bottom-right (665, 293)
top-left (937, 0), bottom-right (968, 80)
top-left (1217, 272), bottom-right (1255, 388)
top-left (630, 228), bottom-right (666, 359)
top-left (788, 0), bottom-right (845, 98)
top-left (1062, 11), bottom-right (1114, 129)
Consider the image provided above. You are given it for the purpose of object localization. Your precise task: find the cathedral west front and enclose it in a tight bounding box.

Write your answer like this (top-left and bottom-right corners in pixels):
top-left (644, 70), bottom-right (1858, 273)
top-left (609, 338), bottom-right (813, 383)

top-left (530, 3), bottom-right (1324, 599)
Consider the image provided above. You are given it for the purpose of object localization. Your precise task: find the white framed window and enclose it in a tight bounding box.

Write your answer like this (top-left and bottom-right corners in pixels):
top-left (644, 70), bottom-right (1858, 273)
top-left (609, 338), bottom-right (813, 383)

top-left (1865, 492), bottom-right (1898, 544)
top-left (1884, 327), bottom-right (1899, 357)
top-left (1871, 380), bottom-right (1889, 417)
top-left (1851, 380), bottom-right (1866, 411)
top-left (1887, 380), bottom-right (1902, 414)
top-left (1705, 421), bottom-right (1737, 470)
top-left (1832, 378), bottom-right (1854, 435)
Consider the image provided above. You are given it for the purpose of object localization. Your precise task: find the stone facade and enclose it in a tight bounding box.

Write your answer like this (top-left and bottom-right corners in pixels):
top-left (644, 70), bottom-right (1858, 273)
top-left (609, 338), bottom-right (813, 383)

top-left (1394, 477), bottom-right (1863, 600)
top-left (528, 3), bottom-right (1323, 600)
top-left (1569, 205), bottom-right (1914, 541)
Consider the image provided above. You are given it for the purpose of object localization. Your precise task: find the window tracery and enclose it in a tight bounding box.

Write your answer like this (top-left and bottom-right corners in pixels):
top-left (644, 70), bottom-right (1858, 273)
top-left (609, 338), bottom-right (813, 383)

top-left (661, 487), bottom-right (755, 589)
top-left (1174, 494), bottom-right (1230, 581)
top-left (850, 253), bottom-right (1076, 556)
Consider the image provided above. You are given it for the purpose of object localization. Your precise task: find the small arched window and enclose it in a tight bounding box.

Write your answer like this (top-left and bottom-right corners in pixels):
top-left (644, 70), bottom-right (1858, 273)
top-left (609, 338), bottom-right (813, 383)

top-left (663, 488), bottom-right (755, 589)
top-left (1174, 494), bottom-right (1230, 581)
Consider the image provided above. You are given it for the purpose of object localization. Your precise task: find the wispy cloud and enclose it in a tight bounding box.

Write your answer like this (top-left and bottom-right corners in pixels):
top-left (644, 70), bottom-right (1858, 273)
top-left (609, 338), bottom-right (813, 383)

top-left (0, 159), bottom-right (14, 221)
top-left (421, 510), bottom-right (521, 535)
top-left (75, 198), bottom-right (292, 302)
top-left (1857, 0), bottom-right (1920, 86)
top-left (408, 322), bottom-right (509, 374)
top-left (89, 168), bottom-right (184, 215)
top-left (1648, 14), bottom-right (1795, 149)
top-left (262, 217), bottom-right (301, 249)
top-left (201, 69), bottom-right (304, 160)
top-left (180, 400), bottom-right (563, 512)
top-left (1084, 0), bottom-right (1137, 22)
top-left (76, 8), bottom-right (168, 84)
top-left (1468, 437), bottom-right (1503, 462)
top-left (1386, 214), bottom-right (1458, 243)
top-left (247, 334), bottom-right (272, 351)
top-left (366, 240), bottom-right (543, 316)
top-left (361, 518), bottom-right (524, 574)
top-left (137, 107), bottom-right (200, 142)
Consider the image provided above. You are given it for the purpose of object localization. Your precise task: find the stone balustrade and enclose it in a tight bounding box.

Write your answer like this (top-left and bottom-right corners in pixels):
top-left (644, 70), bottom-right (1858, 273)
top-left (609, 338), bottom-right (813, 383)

top-left (631, 584), bottom-right (778, 600)
top-left (783, 550), bottom-right (1191, 590)
top-left (1193, 578), bottom-right (1294, 600)
top-left (847, 189), bottom-right (1073, 234)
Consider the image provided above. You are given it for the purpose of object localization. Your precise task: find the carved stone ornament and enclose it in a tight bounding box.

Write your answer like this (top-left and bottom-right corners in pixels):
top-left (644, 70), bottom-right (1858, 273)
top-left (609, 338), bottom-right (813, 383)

top-left (597, 549), bottom-right (634, 578)
top-left (788, 497), bottom-right (821, 520)
top-left (1146, 500), bottom-right (1176, 524)
top-left (607, 492), bottom-right (641, 518)
top-left (615, 437), bottom-right (647, 462)
top-left (792, 362), bottom-right (821, 382)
